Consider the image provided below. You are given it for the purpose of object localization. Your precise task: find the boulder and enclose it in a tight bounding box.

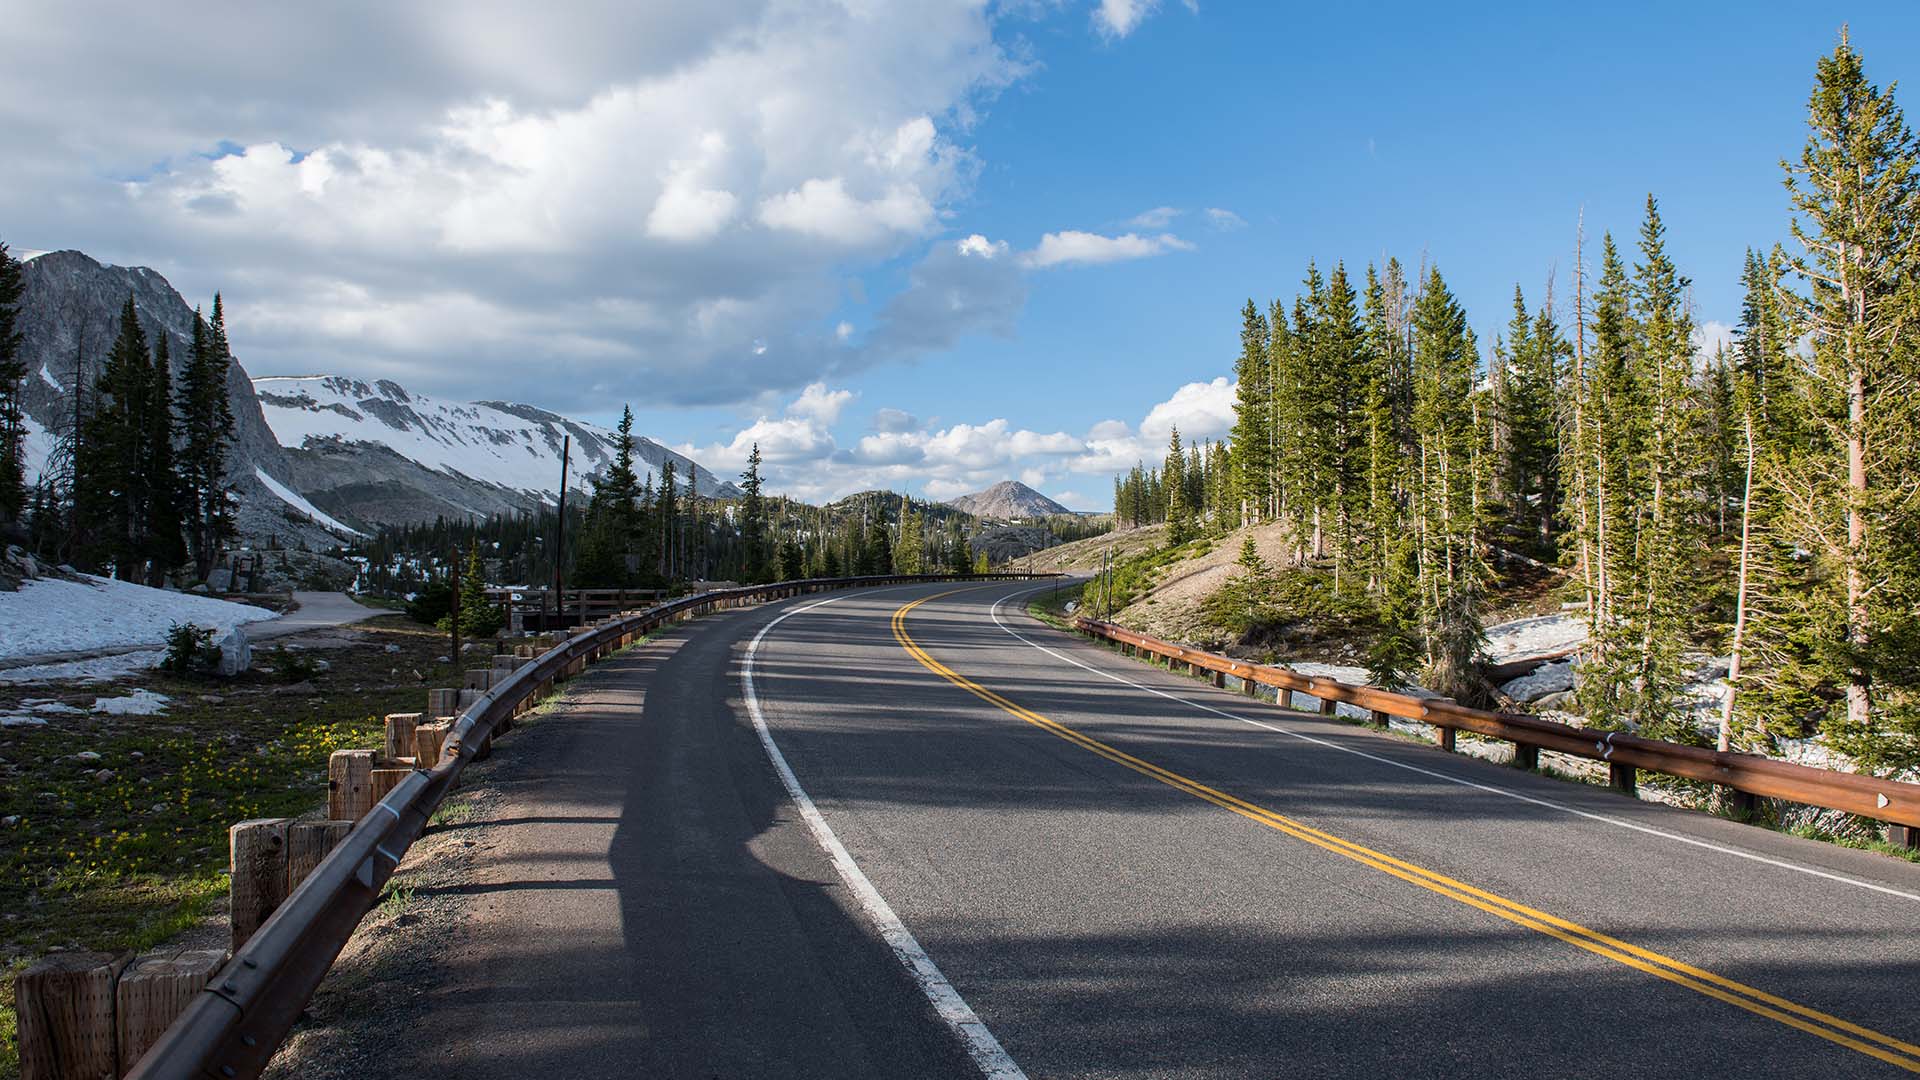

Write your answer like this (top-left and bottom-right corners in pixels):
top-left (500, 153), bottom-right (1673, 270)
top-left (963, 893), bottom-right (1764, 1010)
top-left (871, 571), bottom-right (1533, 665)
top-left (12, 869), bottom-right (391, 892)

top-left (1500, 660), bottom-right (1576, 704)
top-left (215, 626), bottom-right (252, 677)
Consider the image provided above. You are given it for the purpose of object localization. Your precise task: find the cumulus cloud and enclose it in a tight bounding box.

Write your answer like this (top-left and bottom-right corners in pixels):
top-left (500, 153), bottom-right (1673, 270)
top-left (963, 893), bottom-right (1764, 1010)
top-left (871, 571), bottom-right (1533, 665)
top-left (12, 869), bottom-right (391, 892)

top-left (677, 371), bottom-right (1235, 509)
top-left (1693, 319), bottom-right (1737, 361)
top-left (1092, 0), bottom-right (1197, 40)
top-left (1022, 230), bottom-right (1194, 269)
top-left (0, 2), bottom-right (1031, 411)
top-left (787, 382), bottom-right (855, 425)
top-left (674, 383), bottom-right (1088, 503)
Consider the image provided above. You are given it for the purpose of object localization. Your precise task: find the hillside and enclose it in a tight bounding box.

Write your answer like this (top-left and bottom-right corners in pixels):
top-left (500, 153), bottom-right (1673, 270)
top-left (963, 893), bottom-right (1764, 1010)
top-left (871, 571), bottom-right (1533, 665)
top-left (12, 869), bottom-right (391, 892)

top-left (15, 250), bottom-right (342, 546)
top-left (255, 375), bottom-right (738, 529)
top-left (12, 248), bottom-right (737, 541)
top-left (946, 480), bottom-right (1070, 520)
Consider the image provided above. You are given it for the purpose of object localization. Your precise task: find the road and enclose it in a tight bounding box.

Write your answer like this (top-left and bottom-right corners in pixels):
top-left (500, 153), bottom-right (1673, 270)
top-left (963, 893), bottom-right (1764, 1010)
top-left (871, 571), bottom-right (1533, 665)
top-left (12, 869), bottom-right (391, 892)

top-left (384, 579), bottom-right (1920, 1079)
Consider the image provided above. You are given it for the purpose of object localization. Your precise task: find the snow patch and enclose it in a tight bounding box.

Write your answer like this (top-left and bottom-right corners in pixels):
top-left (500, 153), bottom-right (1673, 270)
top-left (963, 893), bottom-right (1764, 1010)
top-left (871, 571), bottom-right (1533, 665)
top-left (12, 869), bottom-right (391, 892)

top-left (253, 467), bottom-right (368, 537)
top-left (92, 689), bottom-right (170, 716)
top-left (0, 575), bottom-right (275, 661)
top-left (0, 651), bottom-right (162, 684)
top-left (1483, 613), bottom-right (1587, 661)
top-left (39, 365), bottom-right (60, 391)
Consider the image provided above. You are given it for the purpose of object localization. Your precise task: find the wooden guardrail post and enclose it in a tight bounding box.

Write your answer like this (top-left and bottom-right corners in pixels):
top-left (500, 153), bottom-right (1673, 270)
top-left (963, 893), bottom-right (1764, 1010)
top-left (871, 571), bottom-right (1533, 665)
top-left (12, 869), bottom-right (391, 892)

top-left (427, 687), bottom-right (458, 716)
top-left (384, 712), bottom-right (421, 762)
top-left (1211, 670), bottom-right (1226, 689)
top-left (415, 721), bottom-right (452, 768)
top-left (15, 952), bottom-right (127, 1080)
top-left (1318, 696), bottom-right (1337, 717)
top-left (1434, 724), bottom-right (1456, 752)
top-left (287, 820), bottom-right (354, 888)
top-left (1512, 744), bottom-right (1541, 771)
top-left (1609, 763), bottom-right (1637, 794)
top-left (1889, 824), bottom-right (1918, 851)
top-left (328, 749), bottom-right (376, 820)
top-left (230, 818), bottom-right (290, 950)
top-left (116, 949), bottom-right (226, 1073)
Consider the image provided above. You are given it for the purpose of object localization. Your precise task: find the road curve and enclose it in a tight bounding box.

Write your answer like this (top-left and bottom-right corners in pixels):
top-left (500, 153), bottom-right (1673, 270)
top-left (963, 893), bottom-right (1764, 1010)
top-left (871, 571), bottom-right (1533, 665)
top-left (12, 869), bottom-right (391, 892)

top-left (342, 579), bottom-right (1920, 1079)
top-left (749, 579), bottom-right (1920, 1078)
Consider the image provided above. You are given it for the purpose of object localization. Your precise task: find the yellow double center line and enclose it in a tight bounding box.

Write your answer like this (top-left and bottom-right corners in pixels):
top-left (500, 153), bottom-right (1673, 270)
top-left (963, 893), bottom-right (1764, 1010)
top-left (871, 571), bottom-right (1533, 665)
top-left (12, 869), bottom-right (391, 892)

top-left (890, 588), bottom-right (1920, 1072)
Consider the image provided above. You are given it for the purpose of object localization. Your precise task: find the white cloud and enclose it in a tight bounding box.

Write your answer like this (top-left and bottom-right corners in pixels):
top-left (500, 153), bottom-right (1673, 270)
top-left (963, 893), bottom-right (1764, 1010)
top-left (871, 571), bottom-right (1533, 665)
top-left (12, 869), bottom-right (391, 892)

top-left (1693, 319), bottom-right (1737, 361)
top-left (1092, 0), bottom-right (1196, 39)
top-left (835, 320), bottom-right (855, 342)
top-left (1093, 0), bottom-right (1155, 38)
top-left (677, 371), bottom-right (1235, 508)
top-left (873, 407), bottom-right (920, 432)
top-left (1126, 205), bottom-right (1181, 229)
top-left (1140, 376), bottom-right (1236, 442)
top-left (757, 174), bottom-right (939, 246)
top-left (1022, 230), bottom-right (1194, 269)
top-left (788, 381), bottom-right (855, 425)
top-left (0, 2), bottom-right (1029, 410)
top-left (1203, 206), bottom-right (1246, 230)
top-left (956, 232), bottom-right (1007, 258)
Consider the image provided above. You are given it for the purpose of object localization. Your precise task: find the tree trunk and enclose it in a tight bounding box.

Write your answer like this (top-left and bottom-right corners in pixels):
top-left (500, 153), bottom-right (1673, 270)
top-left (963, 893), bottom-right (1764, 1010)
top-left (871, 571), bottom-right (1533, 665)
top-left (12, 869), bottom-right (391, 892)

top-left (1720, 411), bottom-right (1756, 753)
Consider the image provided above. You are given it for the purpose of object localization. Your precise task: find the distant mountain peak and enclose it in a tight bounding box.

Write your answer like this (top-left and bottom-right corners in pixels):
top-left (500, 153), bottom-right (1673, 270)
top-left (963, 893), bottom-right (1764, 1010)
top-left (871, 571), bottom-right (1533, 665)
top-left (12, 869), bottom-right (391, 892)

top-left (253, 373), bottom-right (739, 528)
top-left (946, 480), bottom-right (1070, 520)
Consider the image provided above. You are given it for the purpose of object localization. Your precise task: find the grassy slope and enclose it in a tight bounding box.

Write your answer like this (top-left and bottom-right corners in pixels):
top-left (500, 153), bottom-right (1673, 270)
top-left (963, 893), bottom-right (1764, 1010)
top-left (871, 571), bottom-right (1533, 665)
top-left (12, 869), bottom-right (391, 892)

top-left (0, 617), bottom-right (468, 1079)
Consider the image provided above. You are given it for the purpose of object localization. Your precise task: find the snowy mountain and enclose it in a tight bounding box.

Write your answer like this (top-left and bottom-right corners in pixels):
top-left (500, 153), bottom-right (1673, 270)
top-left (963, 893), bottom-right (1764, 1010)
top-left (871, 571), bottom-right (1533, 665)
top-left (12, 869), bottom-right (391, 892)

top-left (946, 481), bottom-right (1071, 520)
top-left (14, 250), bottom-right (346, 546)
top-left (255, 375), bottom-right (738, 528)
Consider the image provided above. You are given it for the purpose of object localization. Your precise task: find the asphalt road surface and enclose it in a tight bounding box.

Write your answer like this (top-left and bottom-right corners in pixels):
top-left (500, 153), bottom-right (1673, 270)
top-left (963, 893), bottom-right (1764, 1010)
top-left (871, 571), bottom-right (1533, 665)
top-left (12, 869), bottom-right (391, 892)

top-left (410, 579), bottom-right (1920, 1079)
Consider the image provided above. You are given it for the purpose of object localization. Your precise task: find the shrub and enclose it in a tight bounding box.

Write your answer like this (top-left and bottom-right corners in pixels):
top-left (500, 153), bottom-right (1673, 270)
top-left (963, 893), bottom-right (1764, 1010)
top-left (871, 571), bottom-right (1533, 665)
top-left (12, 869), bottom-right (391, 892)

top-left (264, 647), bottom-right (323, 683)
top-left (406, 581), bottom-right (453, 626)
top-left (161, 622), bottom-right (220, 677)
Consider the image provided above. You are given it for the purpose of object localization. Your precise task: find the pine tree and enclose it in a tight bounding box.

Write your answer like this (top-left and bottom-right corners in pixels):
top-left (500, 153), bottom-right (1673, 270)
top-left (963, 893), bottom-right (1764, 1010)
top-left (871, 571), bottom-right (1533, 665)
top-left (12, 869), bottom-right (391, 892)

top-left (1760, 31), bottom-right (1920, 770)
top-left (1230, 300), bottom-right (1273, 522)
top-left (896, 500), bottom-right (924, 574)
top-left (80, 297), bottom-right (158, 578)
top-left (1205, 533), bottom-right (1275, 636)
top-left (142, 335), bottom-right (186, 585)
top-left (740, 442), bottom-right (769, 582)
top-left (1163, 426), bottom-right (1194, 546)
top-left (178, 297), bottom-right (238, 580)
top-left (1497, 284), bottom-right (1562, 549)
top-left (1318, 263), bottom-right (1368, 591)
top-left (0, 241), bottom-right (26, 521)
top-left (1625, 194), bottom-right (1702, 740)
top-left (1409, 267), bottom-right (1489, 701)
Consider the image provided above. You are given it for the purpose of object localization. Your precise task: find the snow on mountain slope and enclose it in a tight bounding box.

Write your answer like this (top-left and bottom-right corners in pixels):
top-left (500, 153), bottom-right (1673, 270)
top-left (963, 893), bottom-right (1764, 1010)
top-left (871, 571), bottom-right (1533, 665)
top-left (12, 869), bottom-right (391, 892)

top-left (253, 466), bottom-right (367, 537)
top-left (253, 376), bottom-right (737, 523)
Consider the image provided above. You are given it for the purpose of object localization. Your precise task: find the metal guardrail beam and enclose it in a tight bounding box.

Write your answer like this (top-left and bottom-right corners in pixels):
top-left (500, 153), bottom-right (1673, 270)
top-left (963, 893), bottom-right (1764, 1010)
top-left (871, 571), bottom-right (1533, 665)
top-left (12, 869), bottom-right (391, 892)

top-left (1072, 617), bottom-right (1920, 830)
top-left (125, 573), bottom-right (1051, 1080)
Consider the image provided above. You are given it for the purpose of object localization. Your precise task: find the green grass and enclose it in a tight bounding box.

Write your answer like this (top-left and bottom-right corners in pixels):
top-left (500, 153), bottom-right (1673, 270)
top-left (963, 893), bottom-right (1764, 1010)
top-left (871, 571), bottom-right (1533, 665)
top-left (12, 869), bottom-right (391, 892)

top-left (1026, 581), bottom-right (1086, 630)
top-left (0, 621), bottom-right (469, 1079)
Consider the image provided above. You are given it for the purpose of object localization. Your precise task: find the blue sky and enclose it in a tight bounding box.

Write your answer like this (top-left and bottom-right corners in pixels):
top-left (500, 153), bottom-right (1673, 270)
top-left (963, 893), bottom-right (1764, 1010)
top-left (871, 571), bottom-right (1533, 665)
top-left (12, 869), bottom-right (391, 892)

top-left (6, 2), bottom-right (1918, 508)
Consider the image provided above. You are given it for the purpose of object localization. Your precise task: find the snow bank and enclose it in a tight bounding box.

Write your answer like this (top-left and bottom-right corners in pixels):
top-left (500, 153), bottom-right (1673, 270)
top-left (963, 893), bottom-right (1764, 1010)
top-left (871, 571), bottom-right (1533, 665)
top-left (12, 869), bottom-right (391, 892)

top-left (0, 650), bottom-right (163, 685)
top-left (1483, 613), bottom-right (1587, 661)
top-left (0, 575), bottom-right (276, 661)
top-left (92, 689), bottom-right (170, 716)
top-left (253, 467), bottom-right (367, 537)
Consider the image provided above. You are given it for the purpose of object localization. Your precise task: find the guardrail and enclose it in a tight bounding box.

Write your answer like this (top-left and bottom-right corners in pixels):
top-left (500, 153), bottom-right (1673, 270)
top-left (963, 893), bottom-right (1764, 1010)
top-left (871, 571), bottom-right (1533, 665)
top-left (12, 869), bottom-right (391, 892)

top-left (1072, 617), bottom-right (1920, 834)
top-left (124, 573), bottom-right (1049, 1080)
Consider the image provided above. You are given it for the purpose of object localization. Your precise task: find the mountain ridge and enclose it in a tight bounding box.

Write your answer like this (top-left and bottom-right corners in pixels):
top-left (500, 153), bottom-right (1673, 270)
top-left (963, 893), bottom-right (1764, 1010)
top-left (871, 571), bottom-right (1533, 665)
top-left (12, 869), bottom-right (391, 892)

top-left (945, 480), bottom-right (1071, 520)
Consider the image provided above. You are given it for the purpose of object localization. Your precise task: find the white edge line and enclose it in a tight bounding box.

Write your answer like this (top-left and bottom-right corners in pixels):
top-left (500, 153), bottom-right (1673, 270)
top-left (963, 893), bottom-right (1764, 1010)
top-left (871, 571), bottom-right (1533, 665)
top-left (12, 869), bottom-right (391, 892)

top-left (986, 585), bottom-right (1920, 906)
top-left (744, 593), bottom-right (1028, 1080)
